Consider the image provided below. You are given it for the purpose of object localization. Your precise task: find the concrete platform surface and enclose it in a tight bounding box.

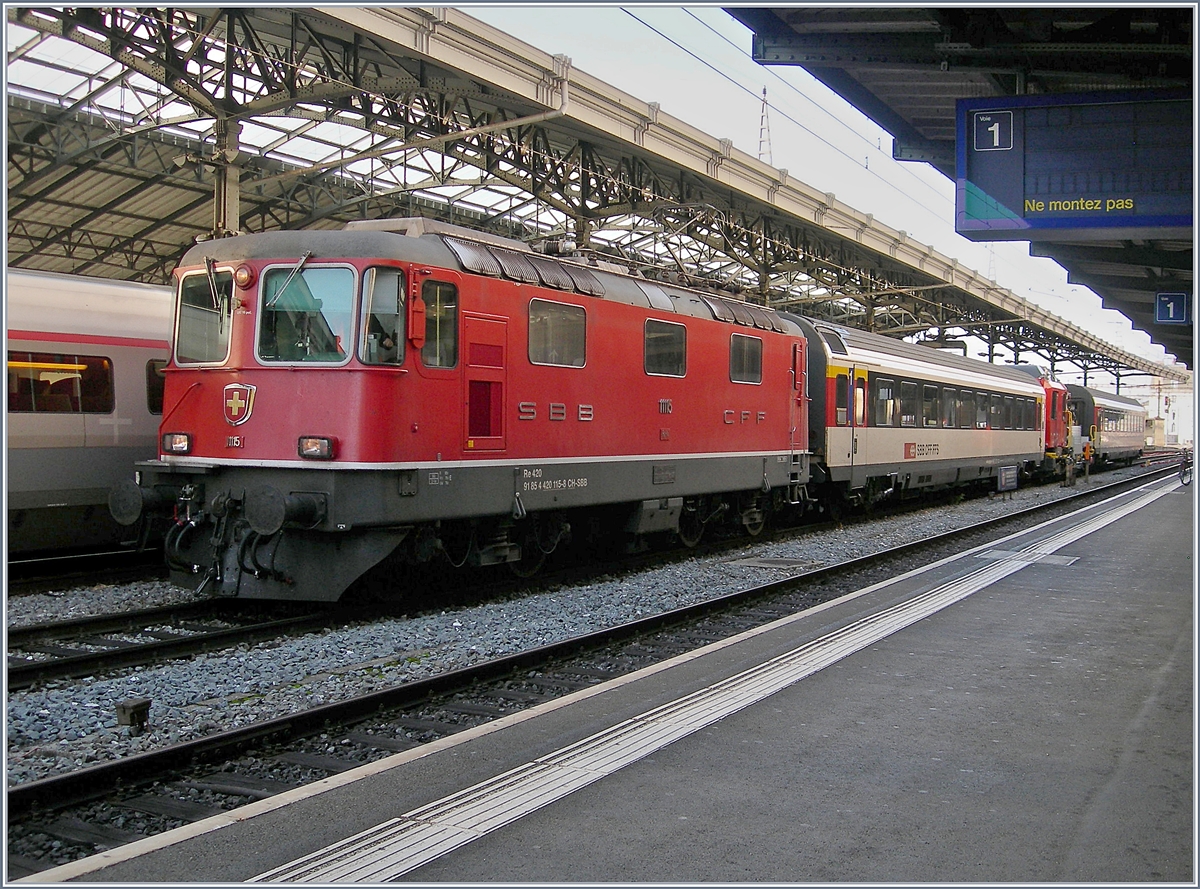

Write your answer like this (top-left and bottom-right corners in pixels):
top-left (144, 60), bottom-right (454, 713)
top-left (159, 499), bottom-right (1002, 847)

top-left (28, 476), bottom-right (1193, 884)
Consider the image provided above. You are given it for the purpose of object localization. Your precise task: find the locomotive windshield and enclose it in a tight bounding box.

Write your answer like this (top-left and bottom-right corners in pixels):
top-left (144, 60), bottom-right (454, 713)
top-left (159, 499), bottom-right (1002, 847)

top-left (258, 265), bottom-right (354, 362)
top-left (177, 269), bottom-right (234, 364)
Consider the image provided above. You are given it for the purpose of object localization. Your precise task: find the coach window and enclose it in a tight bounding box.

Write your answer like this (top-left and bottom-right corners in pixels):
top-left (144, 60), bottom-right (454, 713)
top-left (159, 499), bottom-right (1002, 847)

top-left (975, 392), bottom-right (989, 429)
top-left (260, 265), bottom-right (354, 363)
top-left (988, 394), bottom-right (1003, 429)
top-left (834, 373), bottom-right (849, 425)
top-left (942, 388), bottom-right (957, 428)
top-left (146, 360), bottom-right (166, 414)
top-left (422, 280), bottom-right (459, 368)
top-left (360, 267), bottom-right (405, 366)
top-left (922, 385), bottom-right (940, 427)
top-left (899, 381), bottom-right (918, 427)
top-left (730, 334), bottom-right (762, 384)
top-left (956, 390), bottom-right (972, 428)
top-left (644, 319), bottom-right (686, 377)
top-left (7, 352), bottom-right (113, 413)
top-left (873, 377), bottom-right (896, 426)
top-left (854, 378), bottom-right (867, 426)
top-left (177, 269), bottom-right (233, 364)
top-left (529, 298), bottom-right (585, 367)
top-left (1003, 396), bottom-right (1015, 429)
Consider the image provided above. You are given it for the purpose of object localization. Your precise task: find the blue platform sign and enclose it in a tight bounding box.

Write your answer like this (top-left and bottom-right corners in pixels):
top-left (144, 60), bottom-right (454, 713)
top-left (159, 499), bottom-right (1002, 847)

top-left (956, 89), bottom-right (1193, 242)
top-left (1155, 292), bottom-right (1191, 325)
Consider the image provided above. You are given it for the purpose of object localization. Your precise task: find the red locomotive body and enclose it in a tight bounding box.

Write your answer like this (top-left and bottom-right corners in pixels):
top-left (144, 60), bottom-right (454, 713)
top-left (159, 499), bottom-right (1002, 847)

top-left (112, 219), bottom-right (811, 600)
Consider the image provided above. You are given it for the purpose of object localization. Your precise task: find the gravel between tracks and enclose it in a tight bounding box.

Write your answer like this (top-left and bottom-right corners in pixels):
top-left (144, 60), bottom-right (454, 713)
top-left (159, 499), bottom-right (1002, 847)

top-left (5, 468), bottom-right (1152, 786)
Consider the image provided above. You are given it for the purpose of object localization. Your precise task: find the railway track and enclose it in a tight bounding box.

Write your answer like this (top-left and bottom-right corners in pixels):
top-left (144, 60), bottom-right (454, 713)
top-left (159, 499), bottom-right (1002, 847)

top-left (6, 601), bottom-right (343, 692)
top-left (6, 465), bottom-right (1176, 877)
top-left (7, 548), bottom-right (166, 597)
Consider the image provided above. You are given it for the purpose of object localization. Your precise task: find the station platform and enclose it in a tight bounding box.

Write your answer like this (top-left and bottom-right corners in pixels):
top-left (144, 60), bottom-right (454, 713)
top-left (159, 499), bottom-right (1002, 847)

top-left (29, 475), bottom-right (1193, 884)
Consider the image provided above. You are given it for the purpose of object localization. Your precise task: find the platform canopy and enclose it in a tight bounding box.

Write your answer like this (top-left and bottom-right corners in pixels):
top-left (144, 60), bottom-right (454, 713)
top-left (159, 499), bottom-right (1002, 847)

top-left (5, 6), bottom-right (1190, 382)
top-left (726, 6), bottom-right (1193, 370)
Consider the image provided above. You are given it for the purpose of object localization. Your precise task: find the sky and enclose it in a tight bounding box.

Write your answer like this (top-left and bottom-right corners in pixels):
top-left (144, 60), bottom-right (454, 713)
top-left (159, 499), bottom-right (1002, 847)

top-left (468, 5), bottom-right (1194, 441)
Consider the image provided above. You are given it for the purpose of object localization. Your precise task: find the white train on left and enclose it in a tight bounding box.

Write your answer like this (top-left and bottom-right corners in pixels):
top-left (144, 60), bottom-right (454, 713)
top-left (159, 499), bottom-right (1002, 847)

top-left (7, 269), bottom-right (172, 555)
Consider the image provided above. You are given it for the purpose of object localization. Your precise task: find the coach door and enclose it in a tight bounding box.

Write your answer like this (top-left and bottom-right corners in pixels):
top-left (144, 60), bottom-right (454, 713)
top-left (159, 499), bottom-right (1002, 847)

top-left (849, 368), bottom-right (868, 486)
top-left (463, 313), bottom-right (507, 451)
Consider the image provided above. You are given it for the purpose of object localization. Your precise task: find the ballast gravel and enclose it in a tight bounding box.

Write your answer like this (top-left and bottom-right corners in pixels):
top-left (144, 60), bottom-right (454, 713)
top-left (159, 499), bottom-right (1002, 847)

top-left (5, 468), bottom-right (1150, 787)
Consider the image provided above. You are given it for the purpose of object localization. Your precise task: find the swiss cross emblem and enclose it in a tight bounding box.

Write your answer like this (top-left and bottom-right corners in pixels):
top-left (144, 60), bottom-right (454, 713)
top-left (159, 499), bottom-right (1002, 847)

top-left (223, 383), bottom-right (256, 426)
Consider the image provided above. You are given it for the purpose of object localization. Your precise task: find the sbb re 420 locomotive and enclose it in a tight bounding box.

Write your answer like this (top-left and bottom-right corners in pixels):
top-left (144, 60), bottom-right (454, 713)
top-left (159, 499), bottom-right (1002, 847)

top-left (111, 218), bottom-right (814, 600)
top-left (112, 218), bottom-right (1052, 603)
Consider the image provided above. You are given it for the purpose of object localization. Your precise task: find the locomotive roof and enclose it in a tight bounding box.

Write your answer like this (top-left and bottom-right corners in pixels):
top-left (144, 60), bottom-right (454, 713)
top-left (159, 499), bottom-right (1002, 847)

top-left (179, 219), bottom-right (801, 337)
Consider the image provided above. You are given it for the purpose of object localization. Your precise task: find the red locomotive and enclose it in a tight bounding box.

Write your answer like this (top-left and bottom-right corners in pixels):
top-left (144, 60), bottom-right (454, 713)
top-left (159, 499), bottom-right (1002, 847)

top-left (113, 218), bottom-right (1054, 602)
top-left (111, 219), bottom-right (811, 600)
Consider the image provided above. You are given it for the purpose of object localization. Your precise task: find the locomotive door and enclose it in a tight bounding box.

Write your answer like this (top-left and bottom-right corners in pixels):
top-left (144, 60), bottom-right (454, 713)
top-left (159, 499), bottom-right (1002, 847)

top-left (463, 313), bottom-right (507, 451)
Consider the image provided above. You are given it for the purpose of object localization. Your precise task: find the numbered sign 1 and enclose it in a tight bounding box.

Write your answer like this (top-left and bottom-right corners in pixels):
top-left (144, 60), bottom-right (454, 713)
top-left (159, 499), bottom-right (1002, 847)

top-left (973, 110), bottom-right (1013, 151)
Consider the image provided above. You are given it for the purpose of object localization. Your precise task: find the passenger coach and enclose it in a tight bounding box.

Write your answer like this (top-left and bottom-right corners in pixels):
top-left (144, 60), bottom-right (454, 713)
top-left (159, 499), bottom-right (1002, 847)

top-left (792, 316), bottom-right (1046, 508)
top-left (1067, 384), bottom-right (1147, 465)
top-left (8, 269), bottom-right (172, 554)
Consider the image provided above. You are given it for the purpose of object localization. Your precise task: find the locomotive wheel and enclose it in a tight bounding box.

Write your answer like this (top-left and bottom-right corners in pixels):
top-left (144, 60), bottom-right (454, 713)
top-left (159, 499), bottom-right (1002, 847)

top-left (677, 500), bottom-right (705, 548)
top-left (743, 514), bottom-right (765, 537)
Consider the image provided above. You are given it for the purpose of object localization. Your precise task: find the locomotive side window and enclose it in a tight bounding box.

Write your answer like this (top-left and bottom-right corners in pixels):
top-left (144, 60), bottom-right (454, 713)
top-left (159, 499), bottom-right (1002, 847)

top-left (146, 360), bottom-right (166, 414)
top-left (177, 269), bottom-right (233, 364)
top-left (528, 298), bottom-right (585, 367)
top-left (7, 352), bottom-right (113, 413)
top-left (421, 280), bottom-right (459, 368)
top-left (644, 319), bottom-right (686, 377)
top-left (259, 265), bottom-right (354, 363)
top-left (922, 385), bottom-right (940, 427)
top-left (729, 334), bottom-right (762, 384)
top-left (834, 373), bottom-right (849, 425)
top-left (873, 377), bottom-right (896, 427)
top-left (899, 382), bottom-right (918, 427)
top-left (360, 268), bottom-right (405, 366)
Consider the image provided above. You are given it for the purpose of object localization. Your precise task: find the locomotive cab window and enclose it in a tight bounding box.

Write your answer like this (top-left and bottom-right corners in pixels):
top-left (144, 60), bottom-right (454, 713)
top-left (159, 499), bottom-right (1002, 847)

top-left (177, 269), bottom-right (234, 364)
top-left (259, 265), bottom-right (354, 363)
top-left (146, 360), bottom-right (166, 414)
top-left (529, 298), bottom-right (585, 367)
top-left (360, 267), bottom-right (405, 366)
top-left (8, 352), bottom-right (113, 413)
top-left (644, 318), bottom-right (686, 377)
top-left (730, 334), bottom-right (762, 384)
top-left (422, 280), bottom-right (459, 368)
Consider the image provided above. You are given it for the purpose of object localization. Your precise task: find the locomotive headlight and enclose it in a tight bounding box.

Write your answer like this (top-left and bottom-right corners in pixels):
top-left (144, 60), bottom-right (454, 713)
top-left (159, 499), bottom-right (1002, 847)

top-left (298, 436), bottom-right (335, 460)
top-left (233, 264), bottom-right (255, 288)
top-left (161, 432), bottom-right (191, 454)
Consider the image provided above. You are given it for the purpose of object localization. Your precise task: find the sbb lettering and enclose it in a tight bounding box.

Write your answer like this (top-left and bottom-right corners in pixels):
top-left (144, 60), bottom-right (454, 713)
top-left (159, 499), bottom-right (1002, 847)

top-left (517, 402), bottom-right (594, 422)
